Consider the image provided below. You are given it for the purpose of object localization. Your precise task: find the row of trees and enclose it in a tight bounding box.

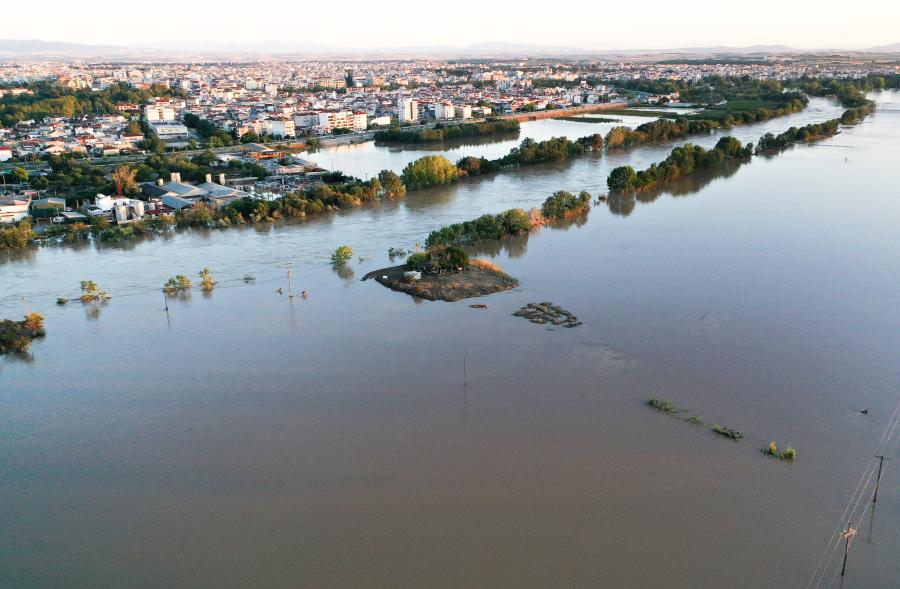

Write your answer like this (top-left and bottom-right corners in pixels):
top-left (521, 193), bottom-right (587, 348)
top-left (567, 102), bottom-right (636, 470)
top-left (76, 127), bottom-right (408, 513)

top-left (455, 134), bottom-right (602, 179)
top-left (604, 96), bottom-right (807, 150)
top-left (373, 119), bottom-right (520, 143)
top-left (423, 190), bottom-right (592, 248)
top-left (607, 137), bottom-right (753, 192)
top-left (0, 81), bottom-right (184, 126)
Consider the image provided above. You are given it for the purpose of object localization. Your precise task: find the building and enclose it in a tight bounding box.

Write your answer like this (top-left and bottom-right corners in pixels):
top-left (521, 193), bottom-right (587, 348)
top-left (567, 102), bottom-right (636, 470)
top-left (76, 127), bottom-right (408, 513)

top-left (456, 105), bottom-right (473, 120)
top-left (317, 111), bottom-right (354, 132)
top-left (150, 122), bottom-right (189, 141)
top-left (434, 103), bottom-right (455, 120)
top-left (0, 195), bottom-right (31, 224)
top-left (144, 104), bottom-right (175, 122)
top-left (398, 98), bottom-right (418, 123)
top-left (352, 112), bottom-right (368, 131)
top-left (0, 146), bottom-right (12, 161)
top-left (266, 118), bottom-right (295, 138)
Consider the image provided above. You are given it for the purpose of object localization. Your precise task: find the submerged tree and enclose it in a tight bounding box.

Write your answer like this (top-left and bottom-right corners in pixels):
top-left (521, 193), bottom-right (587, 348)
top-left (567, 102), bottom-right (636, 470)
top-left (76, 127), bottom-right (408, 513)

top-left (331, 246), bottom-right (353, 268)
top-left (79, 280), bottom-right (110, 303)
top-left (163, 275), bottom-right (192, 295)
top-left (199, 268), bottom-right (216, 292)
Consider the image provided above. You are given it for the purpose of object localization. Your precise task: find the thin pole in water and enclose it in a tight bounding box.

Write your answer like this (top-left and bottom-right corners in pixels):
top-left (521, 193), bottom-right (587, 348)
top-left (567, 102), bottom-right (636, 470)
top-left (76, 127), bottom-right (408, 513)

top-left (287, 264), bottom-right (295, 298)
top-left (841, 522), bottom-right (857, 577)
top-left (873, 455), bottom-right (889, 503)
top-left (162, 289), bottom-right (169, 312)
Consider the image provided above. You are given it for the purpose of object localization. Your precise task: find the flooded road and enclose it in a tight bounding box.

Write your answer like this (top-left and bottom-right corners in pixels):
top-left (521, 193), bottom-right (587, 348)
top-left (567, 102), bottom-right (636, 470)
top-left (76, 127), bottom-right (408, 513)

top-left (2, 93), bottom-right (899, 587)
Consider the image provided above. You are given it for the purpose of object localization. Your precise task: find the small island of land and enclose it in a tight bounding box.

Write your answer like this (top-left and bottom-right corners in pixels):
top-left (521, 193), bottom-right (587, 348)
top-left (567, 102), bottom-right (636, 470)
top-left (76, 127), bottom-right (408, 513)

top-left (363, 258), bottom-right (518, 302)
top-left (0, 313), bottom-right (46, 355)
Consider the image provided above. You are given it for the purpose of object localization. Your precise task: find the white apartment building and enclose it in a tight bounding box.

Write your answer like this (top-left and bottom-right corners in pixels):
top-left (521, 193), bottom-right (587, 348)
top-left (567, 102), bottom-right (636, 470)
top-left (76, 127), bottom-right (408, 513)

top-left (317, 111), bottom-right (359, 132)
top-left (144, 104), bottom-right (175, 122)
top-left (398, 98), bottom-right (418, 123)
top-left (434, 102), bottom-right (455, 120)
top-left (352, 112), bottom-right (368, 131)
top-left (266, 118), bottom-right (295, 138)
top-left (456, 105), bottom-right (473, 120)
top-left (150, 122), bottom-right (189, 141)
top-left (293, 112), bottom-right (321, 129)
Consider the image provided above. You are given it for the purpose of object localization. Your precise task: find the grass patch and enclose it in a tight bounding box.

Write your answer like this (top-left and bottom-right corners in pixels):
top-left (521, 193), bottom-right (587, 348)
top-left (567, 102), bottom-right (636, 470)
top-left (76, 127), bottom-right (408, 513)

top-left (712, 424), bottom-right (744, 440)
top-left (647, 397), bottom-right (677, 413)
top-left (762, 441), bottom-right (796, 460)
top-left (687, 415), bottom-right (704, 424)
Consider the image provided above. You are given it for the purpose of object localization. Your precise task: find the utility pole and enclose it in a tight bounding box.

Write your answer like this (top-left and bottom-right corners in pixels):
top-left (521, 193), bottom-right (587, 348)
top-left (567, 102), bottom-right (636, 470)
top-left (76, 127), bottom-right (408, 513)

top-left (840, 522), bottom-right (857, 577)
top-left (873, 455), bottom-right (889, 503)
top-left (162, 289), bottom-right (169, 312)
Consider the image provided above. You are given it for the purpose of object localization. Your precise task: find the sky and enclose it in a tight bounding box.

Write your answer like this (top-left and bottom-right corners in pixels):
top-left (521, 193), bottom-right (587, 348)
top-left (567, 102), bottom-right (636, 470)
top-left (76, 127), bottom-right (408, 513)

top-left (5, 0), bottom-right (899, 51)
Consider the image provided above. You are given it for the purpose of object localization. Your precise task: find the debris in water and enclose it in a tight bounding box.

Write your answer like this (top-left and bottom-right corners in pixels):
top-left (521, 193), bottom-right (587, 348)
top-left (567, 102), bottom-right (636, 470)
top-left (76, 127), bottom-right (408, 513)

top-left (513, 301), bottom-right (582, 329)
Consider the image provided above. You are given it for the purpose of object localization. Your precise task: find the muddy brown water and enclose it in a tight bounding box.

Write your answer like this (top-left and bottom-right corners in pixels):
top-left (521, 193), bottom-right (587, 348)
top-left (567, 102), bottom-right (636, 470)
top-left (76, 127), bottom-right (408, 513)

top-left (2, 94), bottom-right (899, 587)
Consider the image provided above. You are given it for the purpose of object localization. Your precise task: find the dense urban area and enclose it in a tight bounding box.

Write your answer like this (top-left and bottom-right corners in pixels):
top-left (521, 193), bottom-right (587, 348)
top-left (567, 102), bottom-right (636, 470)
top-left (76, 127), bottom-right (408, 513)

top-left (1, 54), bottom-right (897, 248)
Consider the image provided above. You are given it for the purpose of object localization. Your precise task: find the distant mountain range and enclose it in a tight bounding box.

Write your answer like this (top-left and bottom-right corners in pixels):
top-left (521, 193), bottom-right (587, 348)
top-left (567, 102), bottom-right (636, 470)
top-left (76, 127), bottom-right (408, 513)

top-left (1, 38), bottom-right (899, 61)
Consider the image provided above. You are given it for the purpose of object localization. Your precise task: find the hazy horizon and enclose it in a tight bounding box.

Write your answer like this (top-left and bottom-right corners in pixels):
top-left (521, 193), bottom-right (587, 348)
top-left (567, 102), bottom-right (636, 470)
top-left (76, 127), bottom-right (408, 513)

top-left (4, 0), bottom-right (898, 52)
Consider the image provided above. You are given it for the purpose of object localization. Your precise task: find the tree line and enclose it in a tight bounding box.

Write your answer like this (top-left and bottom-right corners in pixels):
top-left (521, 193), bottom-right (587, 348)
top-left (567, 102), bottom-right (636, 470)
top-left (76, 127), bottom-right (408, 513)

top-left (374, 119), bottom-right (520, 143)
top-left (607, 137), bottom-right (754, 192)
top-left (0, 81), bottom-right (183, 126)
top-left (424, 190), bottom-right (591, 248)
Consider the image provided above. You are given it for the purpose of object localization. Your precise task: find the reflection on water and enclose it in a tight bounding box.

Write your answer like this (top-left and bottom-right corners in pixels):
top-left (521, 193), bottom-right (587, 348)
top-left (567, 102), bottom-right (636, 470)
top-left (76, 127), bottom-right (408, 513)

top-left (2, 93), bottom-right (899, 588)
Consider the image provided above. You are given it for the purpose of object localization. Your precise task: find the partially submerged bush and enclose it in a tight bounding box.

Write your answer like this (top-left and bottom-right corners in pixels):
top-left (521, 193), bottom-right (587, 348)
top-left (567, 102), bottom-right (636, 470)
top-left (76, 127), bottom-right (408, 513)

top-left (199, 268), bottom-right (216, 291)
top-left (712, 424), bottom-right (743, 440)
top-left (648, 397), bottom-right (676, 413)
top-left (331, 245), bottom-right (353, 268)
top-left (79, 280), bottom-right (110, 303)
top-left (762, 441), bottom-right (796, 460)
top-left (23, 312), bottom-right (44, 331)
top-left (0, 317), bottom-right (46, 354)
top-left (163, 275), bottom-right (192, 294)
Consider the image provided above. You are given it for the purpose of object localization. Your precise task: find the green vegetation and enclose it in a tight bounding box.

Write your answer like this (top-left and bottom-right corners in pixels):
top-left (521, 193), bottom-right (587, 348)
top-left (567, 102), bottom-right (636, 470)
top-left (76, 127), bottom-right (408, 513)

top-left (401, 155), bottom-right (459, 190)
top-left (406, 252), bottom-right (429, 271)
top-left (0, 316), bottom-right (46, 354)
top-left (712, 424), bottom-right (744, 440)
top-left (387, 247), bottom-right (408, 259)
top-left (331, 246), bottom-right (353, 268)
top-left (56, 298), bottom-right (68, 306)
top-left (425, 207), bottom-right (533, 248)
top-left (378, 170), bottom-right (406, 198)
top-left (0, 81), bottom-right (183, 126)
top-left (541, 190), bottom-right (591, 219)
top-left (199, 268), bottom-right (216, 291)
top-left (79, 280), bottom-right (110, 303)
top-left (608, 136), bottom-right (753, 192)
top-left (457, 136), bottom-right (590, 178)
top-left (374, 119), bottom-right (520, 143)
top-left (647, 397), bottom-right (676, 412)
top-left (0, 219), bottom-right (36, 250)
top-left (183, 113), bottom-right (235, 147)
top-left (163, 275), bottom-right (192, 295)
top-left (423, 245), bottom-right (470, 272)
top-left (762, 441), bottom-right (796, 460)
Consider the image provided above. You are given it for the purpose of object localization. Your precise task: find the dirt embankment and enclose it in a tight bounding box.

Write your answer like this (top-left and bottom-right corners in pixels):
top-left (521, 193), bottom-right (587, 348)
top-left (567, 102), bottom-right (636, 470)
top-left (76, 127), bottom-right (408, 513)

top-left (362, 264), bottom-right (519, 302)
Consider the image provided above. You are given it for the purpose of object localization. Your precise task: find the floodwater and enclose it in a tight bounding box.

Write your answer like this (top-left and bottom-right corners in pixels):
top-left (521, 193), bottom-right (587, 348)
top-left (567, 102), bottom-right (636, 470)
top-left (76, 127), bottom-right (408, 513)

top-left (2, 93), bottom-right (899, 587)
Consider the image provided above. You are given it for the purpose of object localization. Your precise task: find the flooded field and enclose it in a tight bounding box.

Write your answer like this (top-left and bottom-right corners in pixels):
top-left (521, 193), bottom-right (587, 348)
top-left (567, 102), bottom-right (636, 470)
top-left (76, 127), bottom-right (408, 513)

top-left (1, 93), bottom-right (898, 587)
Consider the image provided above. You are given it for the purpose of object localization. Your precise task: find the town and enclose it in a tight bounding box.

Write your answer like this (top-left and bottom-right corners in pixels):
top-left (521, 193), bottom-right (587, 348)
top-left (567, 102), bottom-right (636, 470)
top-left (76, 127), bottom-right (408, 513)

top-left (1, 55), bottom-right (898, 229)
